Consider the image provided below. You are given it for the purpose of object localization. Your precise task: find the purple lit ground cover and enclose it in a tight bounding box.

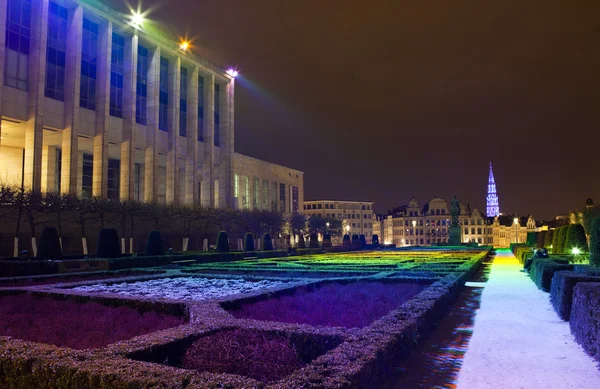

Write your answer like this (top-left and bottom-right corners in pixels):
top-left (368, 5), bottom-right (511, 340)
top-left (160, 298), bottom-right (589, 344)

top-left (0, 294), bottom-right (185, 349)
top-left (70, 276), bottom-right (290, 301)
top-left (227, 280), bottom-right (429, 328)
top-left (1, 272), bottom-right (152, 287)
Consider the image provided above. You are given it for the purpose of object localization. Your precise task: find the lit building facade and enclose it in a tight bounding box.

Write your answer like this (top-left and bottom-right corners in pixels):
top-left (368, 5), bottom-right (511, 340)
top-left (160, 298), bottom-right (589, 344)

top-left (0, 0), bottom-right (301, 209)
top-left (302, 200), bottom-right (375, 238)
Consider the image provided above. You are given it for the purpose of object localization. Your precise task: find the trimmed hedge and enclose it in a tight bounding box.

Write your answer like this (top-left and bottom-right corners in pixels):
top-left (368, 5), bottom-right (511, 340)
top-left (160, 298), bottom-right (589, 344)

top-left (555, 225), bottom-right (568, 254)
top-left (262, 233), bottom-right (273, 251)
top-left (372, 234), bottom-right (379, 245)
top-left (550, 271), bottom-right (600, 321)
top-left (216, 231), bottom-right (229, 252)
top-left (322, 234), bottom-right (332, 248)
top-left (529, 258), bottom-right (574, 292)
top-left (342, 234), bottom-right (350, 247)
top-left (590, 218), bottom-right (600, 267)
top-left (37, 227), bottom-right (63, 261)
top-left (544, 229), bottom-right (554, 249)
top-left (565, 224), bottom-right (588, 253)
top-left (96, 228), bottom-right (121, 259)
top-left (145, 230), bottom-right (165, 256)
top-left (570, 282), bottom-right (600, 363)
top-left (308, 234), bottom-right (319, 249)
top-left (244, 233), bottom-right (255, 252)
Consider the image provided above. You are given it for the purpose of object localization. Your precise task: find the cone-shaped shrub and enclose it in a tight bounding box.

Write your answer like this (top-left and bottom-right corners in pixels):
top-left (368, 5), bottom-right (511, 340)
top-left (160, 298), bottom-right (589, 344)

top-left (216, 231), bottom-right (229, 252)
top-left (544, 229), bottom-right (554, 249)
top-left (551, 227), bottom-right (560, 252)
top-left (565, 224), bottom-right (588, 253)
top-left (145, 230), bottom-right (165, 256)
top-left (536, 231), bottom-right (546, 249)
top-left (309, 233), bottom-right (320, 248)
top-left (590, 218), bottom-right (600, 267)
top-left (297, 235), bottom-right (305, 248)
top-left (372, 234), bottom-right (379, 245)
top-left (244, 233), bottom-right (255, 252)
top-left (97, 228), bottom-right (121, 258)
top-left (351, 234), bottom-right (359, 244)
top-left (343, 234), bottom-right (351, 247)
top-left (359, 234), bottom-right (366, 247)
top-left (556, 225), bottom-right (568, 254)
top-left (526, 232), bottom-right (537, 246)
top-left (262, 233), bottom-right (273, 251)
top-left (322, 234), bottom-right (332, 248)
top-left (37, 227), bottom-right (63, 260)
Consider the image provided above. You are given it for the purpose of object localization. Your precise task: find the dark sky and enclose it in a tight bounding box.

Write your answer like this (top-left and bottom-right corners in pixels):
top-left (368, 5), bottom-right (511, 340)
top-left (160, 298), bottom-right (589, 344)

top-left (109, 0), bottom-right (599, 220)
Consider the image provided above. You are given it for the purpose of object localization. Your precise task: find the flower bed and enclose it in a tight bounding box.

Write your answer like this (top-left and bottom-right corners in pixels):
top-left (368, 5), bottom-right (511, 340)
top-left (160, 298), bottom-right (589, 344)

top-left (226, 280), bottom-right (430, 328)
top-left (0, 270), bottom-right (163, 287)
top-left (70, 276), bottom-right (291, 301)
top-left (0, 292), bottom-right (186, 349)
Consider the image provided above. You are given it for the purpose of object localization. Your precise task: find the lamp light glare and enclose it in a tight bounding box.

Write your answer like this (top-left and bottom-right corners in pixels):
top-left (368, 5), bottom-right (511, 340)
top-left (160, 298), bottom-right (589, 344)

top-left (572, 247), bottom-right (581, 255)
top-left (226, 68), bottom-right (238, 78)
top-left (513, 217), bottom-right (519, 224)
top-left (130, 11), bottom-right (144, 27)
top-left (179, 41), bottom-right (189, 51)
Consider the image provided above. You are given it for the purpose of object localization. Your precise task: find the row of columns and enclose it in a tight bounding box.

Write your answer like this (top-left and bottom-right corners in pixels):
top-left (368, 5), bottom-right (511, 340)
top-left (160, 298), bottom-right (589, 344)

top-left (0, 0), bottom-right (234, 207)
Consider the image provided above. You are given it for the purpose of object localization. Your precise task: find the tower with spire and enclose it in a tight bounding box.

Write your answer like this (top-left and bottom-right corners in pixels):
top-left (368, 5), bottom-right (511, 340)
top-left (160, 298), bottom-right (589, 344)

top-left (486, 163), bottom-right (500, 217)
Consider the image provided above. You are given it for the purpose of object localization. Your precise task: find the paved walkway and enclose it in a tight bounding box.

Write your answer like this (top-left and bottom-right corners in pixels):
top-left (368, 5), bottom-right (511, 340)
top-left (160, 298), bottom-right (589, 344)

top-left (456, 249), bottom-right (600, 389)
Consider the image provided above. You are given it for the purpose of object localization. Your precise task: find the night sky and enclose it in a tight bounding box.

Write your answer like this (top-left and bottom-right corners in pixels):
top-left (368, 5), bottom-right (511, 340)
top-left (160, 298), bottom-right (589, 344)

top-left (108, 0), bottom-right (599, 220)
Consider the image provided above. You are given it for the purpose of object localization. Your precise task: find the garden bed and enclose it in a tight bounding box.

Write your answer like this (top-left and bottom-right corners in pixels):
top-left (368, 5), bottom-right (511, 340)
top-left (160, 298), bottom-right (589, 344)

top-left (70, 276), bottom-right (292, 301)
top-left (225, 280), bottom-right (431, 328)
top-left (0, 270), bottom-right (163, 287)
top-left (0, 292), bottom-right (186, 349)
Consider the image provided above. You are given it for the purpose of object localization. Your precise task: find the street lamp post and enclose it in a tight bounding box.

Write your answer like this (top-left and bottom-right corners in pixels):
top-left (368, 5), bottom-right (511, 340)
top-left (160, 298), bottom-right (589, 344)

top-left (412, 220), bottom-right (417, 246)
top-left (514, 217), bottom-right (519, 244)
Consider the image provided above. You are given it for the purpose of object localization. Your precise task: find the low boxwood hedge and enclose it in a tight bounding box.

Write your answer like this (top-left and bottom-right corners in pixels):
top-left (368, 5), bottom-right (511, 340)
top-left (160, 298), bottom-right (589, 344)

top-left (529, 258), bottom-right (574, 292)
top-left (550, 271), bottom-right (600, 321)
top-left (570, 282), bottom-right (600, 364)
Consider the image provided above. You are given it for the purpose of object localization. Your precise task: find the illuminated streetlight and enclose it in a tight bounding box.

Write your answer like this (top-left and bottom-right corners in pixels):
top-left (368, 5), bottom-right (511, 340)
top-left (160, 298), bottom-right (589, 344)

top-left (130, 11), bottom-right (144, 28)
top-left (179, 40), bottom-right (189, 51)
top-left (226, 68), bottom-right (239, 78)
top-left (345, 225), bottom-right (350, 232)
top-left (572, 247), bottom-right (581, 255)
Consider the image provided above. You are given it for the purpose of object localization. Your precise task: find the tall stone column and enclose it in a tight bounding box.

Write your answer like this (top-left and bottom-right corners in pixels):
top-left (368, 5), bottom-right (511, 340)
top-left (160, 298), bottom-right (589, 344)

top-left (166, 57), bottom-right (180, 204)
top-left (120, 34), bottom-right (138, 201)
top-left (61, 5), bottom-right (83, 195)
top-left (185, 66), bottom-right (199, 205)
top-left (92, 20), bottom-right (112, 198)
top-left (144, 46), bottom-right (160, 203)
top-left (23, 0), bottom-right (49, 192)
top-left (219, 79), bottom-right (235, 208)
top-left (201, 73), bottom-right (215, 207)
top-left (41, 145), bottom-right (57, 192)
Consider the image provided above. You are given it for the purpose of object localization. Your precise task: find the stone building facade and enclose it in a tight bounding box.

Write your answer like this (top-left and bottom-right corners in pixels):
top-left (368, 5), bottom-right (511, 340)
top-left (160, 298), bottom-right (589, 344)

top-left (302, 200), bottom-right (375, 238)
top-left (0, 0), bottom-right (302, 208)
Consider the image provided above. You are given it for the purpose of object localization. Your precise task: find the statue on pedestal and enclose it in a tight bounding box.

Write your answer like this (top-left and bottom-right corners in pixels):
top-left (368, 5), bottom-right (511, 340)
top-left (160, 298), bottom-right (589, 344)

top-left (450, 196), bottom-right (461, 226)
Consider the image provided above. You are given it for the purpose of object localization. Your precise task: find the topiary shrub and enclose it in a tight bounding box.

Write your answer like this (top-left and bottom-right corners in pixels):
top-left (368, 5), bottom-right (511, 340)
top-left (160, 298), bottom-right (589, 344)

top-left (262, 233), bottom-right (273, 251)
top-left (556, 226), bottom-right (568, 254)
top-left (551, 228), bottom-right (560, 253)
top-left (37, 227), bottom-right (63, 261)
top-left (244, 233), bottom-right (255, 252)
top-left (536, 231), bottom-right (546, 249)
top-left (372, 234), bottom-right (379, 245)
top-left (309, 233), bottom-right (320, 249)
top-left (544, 229), bottom-right (554, 249)
top-left (297, 235), bottom-right (305, 248)
top-left (96, 228), bottom-right (121, 258)
top-left (343, 234), bottom-right (351, 247)
top-left (526, 232), bottom-right (538, 246)
top-left (565, 224), bottom-right (588, 254)
top-left (351, 234), bottom-right (359, 247)
top-left (145, 230), bottom-right (165, 256)
top-left (359, 235), bottom-right (366, 247)
top-left (590, 218), bottom-right (600, 267)
top-left (216, 231), bottom-right (229, 252)
top-left (322, 234), bottom-right (332, 248)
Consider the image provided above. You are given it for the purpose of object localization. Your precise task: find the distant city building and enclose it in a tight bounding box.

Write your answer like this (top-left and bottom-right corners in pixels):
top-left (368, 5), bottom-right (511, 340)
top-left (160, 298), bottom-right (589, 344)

top-left (486, 163), bottom-right (500, 217)
top-left (302, 200), bottom-right (375, 238)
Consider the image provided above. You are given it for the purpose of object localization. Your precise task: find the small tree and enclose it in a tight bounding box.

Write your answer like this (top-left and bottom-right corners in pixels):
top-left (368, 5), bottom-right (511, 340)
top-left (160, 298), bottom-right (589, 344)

top-left (297, 234), bottom-right (306, 248)
top-left (372, 234), bottom-right (379, 245)
top-left (37, 226), bottom-right (63, 260)
top-left (146, 230), bottom-right (165, 256)
top-left (97, 228), bottom-right (121, 258)
top-left (216, 231), bottom-right (229, 252)
top-left (544, 229), bottom-right (554, 249)
top-left (589, 218), bottom-right (600, 267)
top-left (556, 226), bottom-right (568, 254)
top-left (322, 234), bottom-right (332, 248)
top-left (565, 224), bottom-right (588, 253)
top-left (262, 233), bottom-right (273, 251)
top-left (244, 232), bottom-right (255, 252)
top-left (309, 233), bottom-right (320, 248)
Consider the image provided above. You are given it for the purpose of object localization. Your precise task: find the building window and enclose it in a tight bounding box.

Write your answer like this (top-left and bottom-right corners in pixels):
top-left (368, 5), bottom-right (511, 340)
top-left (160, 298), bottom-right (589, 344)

top-left (80, 18), bottom-right (98, 110)
top-left (243, 176), bottom-right (249, 208)
top-left (179, 66), bottom-right (187, 136)
top-left (45, 2), bottom-right (68, 101)
top-left (272, 182), bottom-right (278, 212)
top-left (109, 32), bottom-right (124, 117)
top-left (197, 75), bottom-right (204, 142)
top-left (107, 159), bottom-right (120, 200)
top-left (4, 0), bottom-right (31, 90)
top-left (464, 228), bottom-right (468, 235)
top-left (262, 179), bottom-right (269, 209)
top-left (135, 44), bottom-right (148, 124)
top-left (234, 173), bottom-right (239, 199)
top-left (159, 56), bottom-right (169, 131)
top-left (82, 154), bottom-right (93, 198)
top-left (214, 84), bottom-right (220, 146)
top-left (54, 148), bottom-right (62, 191)
top-left (279, 183), bottom-right (286, 213)
top-left (133, 163), bottom-right (141, 201)
top-left (477, 228), bottom-right (482, 234)
top-left (471, 228), bottom-right (476, 234)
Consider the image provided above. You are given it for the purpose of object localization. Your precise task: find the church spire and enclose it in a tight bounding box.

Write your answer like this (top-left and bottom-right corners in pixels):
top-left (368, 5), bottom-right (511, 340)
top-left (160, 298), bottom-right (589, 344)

top-left (486, 163), bottom-right (500, 217)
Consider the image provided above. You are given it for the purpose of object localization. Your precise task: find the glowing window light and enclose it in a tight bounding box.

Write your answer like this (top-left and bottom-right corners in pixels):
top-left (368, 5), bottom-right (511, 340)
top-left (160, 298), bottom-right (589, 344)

top-left (226, 68), bottom-right (238, 78)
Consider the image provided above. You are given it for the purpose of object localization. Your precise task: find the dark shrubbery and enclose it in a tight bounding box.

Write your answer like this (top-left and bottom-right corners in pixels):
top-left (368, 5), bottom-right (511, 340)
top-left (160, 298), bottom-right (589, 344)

top-left (322, 234), bottom-right (332, 248)
top-left (536, 231), bottom-right (547, 249)
top-left (589, 218), bottom-right (600, 267)
top-left (372, 234), bottom-right (379, 245)
top-left (529, 258), bottom-right (574, 292)
top-left (351, 234), bottom-right (359, 247)
top-left (262, 233), bottom-right (273, 251)
top-left (565, 224), bottom-right (588, 253)
top-left (96, 228), bottom-right (121, 259)
top-left (551, 228), bottom-right (560, 252)
top-left (570, 282), bottom-right (600, 363)
top-left (297, 234), bottom-right (306, 248)
top-left (216, 231), bottom-right (229, 252)
top-left (555, 226), bottom-right (568, 254)
top-left (526, 232), bottom-right (538, 246)
top-left (544, 229), bottom-right (554, 249)
top-left (343, 234), bottom-right (351, 247)
top-left (359, 235), bottom-right (366, 247)
top-left (309, 234), bottom-right (320, 249)
top-left (145, 230), bottom-right (165, 256)
top-left (550, 271), bottom-right (600, 321)
top-left (37, 227), bottom-right (63, 261)
top-left (244, 233), bottom-right (255, 252)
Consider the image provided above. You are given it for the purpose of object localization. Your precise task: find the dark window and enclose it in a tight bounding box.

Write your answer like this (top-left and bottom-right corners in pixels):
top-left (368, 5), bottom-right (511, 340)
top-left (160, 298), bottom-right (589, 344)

top-left (45, 2), bottom-right (68, 100)
top-left (109, 32), bottom-right (124, 117)
top-left (135, 45), bottom-right (148, 124)
top-left (279, 183), bottom-right (286, 213)
top-left (214, 83), bottom-right (220, 146)
top-left (179, 66), bottom-right (187, 136)
top-left (159, 56), bottom-right (169, 131)
top-left (197, 75), bottom-right (204, 141)
top-left (107, 159), bottom-right (120, 200)
top-left (82, 154), bottom-right (93, 198)
top-left (4, 0), bottom-right (31, 90)
top-left (80, 18), bottom-right (98, 110)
